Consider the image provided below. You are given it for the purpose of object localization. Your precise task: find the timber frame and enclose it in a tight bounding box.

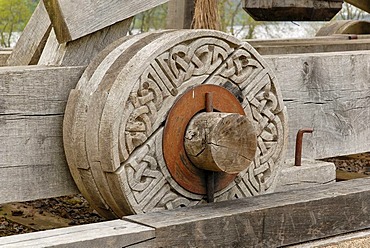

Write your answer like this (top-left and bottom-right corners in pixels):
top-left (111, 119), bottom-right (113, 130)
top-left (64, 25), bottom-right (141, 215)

top-left (0, 0), bottom-right (370, 245)
top-left (1, 178), bottom-right (370, 247)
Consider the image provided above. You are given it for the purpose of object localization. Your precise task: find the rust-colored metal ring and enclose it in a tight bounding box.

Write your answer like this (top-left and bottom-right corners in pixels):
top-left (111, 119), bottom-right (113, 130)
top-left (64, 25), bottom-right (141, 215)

top-left (163, 85), bottom-right (245, 194)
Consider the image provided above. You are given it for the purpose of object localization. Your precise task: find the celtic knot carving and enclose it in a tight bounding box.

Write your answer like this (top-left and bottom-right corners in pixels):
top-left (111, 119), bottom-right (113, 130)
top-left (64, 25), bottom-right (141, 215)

top-left (65, 30), bottom-right (287, 216)
top-left (121, 131), bottom-right (199, 212)
top-left (121, 41), bottom-right (286, 210)
top-left (124, 38), bottom-right (235, 155)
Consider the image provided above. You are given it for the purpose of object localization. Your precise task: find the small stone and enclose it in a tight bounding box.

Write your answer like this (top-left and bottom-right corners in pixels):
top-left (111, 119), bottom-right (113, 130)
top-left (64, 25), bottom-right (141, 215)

top-left (11, 210), bottom-right (24, 216)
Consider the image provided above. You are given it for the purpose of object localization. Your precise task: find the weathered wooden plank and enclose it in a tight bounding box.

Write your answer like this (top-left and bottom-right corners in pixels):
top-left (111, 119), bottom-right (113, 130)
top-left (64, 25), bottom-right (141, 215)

top-left (125, 178), bottom-right (370, 247)
top-left (1, 51), bottom-right (370, 204)
top-left (250, 38), bottom-right (370, 55)
top-left (43, 0), bottom-right (169, 43)
top-left (0, 66), bottom-right (84, 203)
top-left (275, 159), bottom-right (336, 192)
top-left (265, 50), bottom-right (370, 159)
top-left (6, 1), bottom-right (51, 66)
top-left (166, 0), bottom-right (194, 29)
top-left (0, 50), bottom-right (11, 66)
top-left (38, 18), bottom-right (132, 66)
top-left (243, 0), bottom-right (343, 21)
top-left (0, 220), bottom-right (155, 248)
top-left (345, 0), bottom-right (370, 13)
top-left (316, 20), bottom-right (370, 36)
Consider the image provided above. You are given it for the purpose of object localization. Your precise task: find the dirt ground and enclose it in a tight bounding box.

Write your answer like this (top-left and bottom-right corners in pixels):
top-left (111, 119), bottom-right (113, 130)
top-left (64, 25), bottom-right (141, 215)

top-left (0, 194), bottom-right (108, 237)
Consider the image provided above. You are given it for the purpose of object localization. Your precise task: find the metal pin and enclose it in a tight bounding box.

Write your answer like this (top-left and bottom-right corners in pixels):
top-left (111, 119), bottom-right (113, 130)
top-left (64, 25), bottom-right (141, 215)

top-left (295, 128), bottom-right (314, 166)
top-left (205, 92), bottom-right (215, 203)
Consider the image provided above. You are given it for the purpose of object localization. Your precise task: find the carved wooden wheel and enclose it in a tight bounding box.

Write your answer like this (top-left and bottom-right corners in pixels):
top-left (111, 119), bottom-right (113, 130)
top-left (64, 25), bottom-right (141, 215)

top-left (63, 30), bottom-right (288, 218)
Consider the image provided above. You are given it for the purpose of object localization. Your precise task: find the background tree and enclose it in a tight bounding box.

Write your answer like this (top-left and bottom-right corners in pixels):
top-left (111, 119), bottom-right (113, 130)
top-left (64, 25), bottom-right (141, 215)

top-left (129, 3), bottom-right (168, 34)
top-left (0, 0), bottom-right (35, 47)
top-left (218, 0), bottom-right (261, 38)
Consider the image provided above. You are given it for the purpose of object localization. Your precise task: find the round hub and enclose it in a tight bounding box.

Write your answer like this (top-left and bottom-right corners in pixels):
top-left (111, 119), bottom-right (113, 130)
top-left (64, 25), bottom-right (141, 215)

top-left (163, 85), bottom-right (246, 194)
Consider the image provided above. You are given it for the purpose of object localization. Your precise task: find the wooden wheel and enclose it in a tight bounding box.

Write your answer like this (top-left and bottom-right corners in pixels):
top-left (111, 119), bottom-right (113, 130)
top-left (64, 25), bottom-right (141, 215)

top-left (63, 30), bottom-right (288, 217)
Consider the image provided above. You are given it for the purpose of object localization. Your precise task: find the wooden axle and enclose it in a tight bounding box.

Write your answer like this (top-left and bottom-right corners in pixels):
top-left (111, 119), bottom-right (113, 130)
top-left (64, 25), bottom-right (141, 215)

top-left (184, 112), bottom-right (257, 174)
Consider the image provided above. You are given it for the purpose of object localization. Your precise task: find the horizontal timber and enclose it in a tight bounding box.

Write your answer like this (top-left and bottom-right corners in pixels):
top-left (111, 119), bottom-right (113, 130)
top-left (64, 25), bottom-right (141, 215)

top-left (248, 37), bottom-right (370, 55)
top-left (125, 177), bottom-right (370, 247)
top-left (0, 220), bottom-right (155, 248)
top-left (0, 50), bottom-right (370, 203)
top-left (264, 50), bottom-right (370, 159)
top-left (0, 66), bottom-right (84, 203)
top-left (1, 179), bottom-right (369, 247)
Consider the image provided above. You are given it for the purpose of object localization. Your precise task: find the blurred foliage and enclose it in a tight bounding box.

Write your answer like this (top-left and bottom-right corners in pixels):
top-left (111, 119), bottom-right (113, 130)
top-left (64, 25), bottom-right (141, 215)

top-left (129, 3), bottom-right (168, 34)
top-left (129, 0), bottom-right (261, 39)
top-left (0, 0), bottom-right (36, 47)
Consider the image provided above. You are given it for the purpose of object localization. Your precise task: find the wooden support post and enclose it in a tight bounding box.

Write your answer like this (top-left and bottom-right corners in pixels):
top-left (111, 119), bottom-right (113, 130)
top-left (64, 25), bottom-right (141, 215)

top-left (6, 1), bottom-right (51, 66)
top-left (167, 0), bottom-right (195, 29)
top-left (38, 18), bottom-right (132, 66)
top-left (43, 0), bottom-right (170, 43)
top-left (184, 112), bottom-right (256, 174)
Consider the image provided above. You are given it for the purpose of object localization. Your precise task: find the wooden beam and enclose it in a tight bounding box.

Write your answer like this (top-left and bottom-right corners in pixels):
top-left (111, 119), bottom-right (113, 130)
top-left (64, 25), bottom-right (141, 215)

top-left (1, 51), bottom-right (370, 204)
top-left (345, 0), bottom-right (370, 13)
top-left (6, 1), bottom-right (51, 66)
top-left (166, 0), bottom-right (194, 29)
top-left (242, 0), bottom-right (343, 21)
top-left (1, 180), bottom-right (370, 246)
top-left (125, 178), bottom-right (370, 247)
top-left (43, 0), bottom-right (169, 44)
top-left (249, 38), bottom-right (370, 55)
top-left (265, 50), bottom-right (370, 159)
top-left (0, 220), bottom-right (155, 247)
top-left (0, 50), bottom-right (12, 66)
top-left (0, 65), bottom-right (84, 203)
top-left (38, 18), bottom-right (132, 66)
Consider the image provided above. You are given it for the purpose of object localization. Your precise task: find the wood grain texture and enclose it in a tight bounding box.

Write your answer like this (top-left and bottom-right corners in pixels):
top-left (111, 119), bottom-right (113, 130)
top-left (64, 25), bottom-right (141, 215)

top-left (0, 66), bottom-right (84, 204)
top-left (243, 0), bottom-right (343, 21)
top-left (125, 177), bottom-right (370, 247)
top-left (166, 0), bottom-right (194, 29)
top-left (1, 49), bottom-right (370, 204)
top-left (43, 0), bottom-right (169, 43)
top-left (6, 1), bottom-right (51, 66)
top-left (38, 18), bottom-right (132, 66)
top-left (0, 220), bottom-right (155, 248)
top-left (316, 20), bottom-right (370, 36)
top-left (250, 38), bottom-right (370, 55)
top-left (62, 29), bottom-right (288, 215)
top-left (345, 0), bottom-right (370, 13)
top-left (0, 50), bottom-right (11, 66)
top-left (184, 112), bottom-right (256, 173)
top-left (275, 159), bottom-right (336, 192)
top-left (265, 50), bottom-right (370, 159)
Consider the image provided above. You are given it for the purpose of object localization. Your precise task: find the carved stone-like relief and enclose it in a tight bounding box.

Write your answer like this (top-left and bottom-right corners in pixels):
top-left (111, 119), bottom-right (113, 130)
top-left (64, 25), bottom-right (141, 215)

top-left (64, 30), bottom-right (287, 217)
